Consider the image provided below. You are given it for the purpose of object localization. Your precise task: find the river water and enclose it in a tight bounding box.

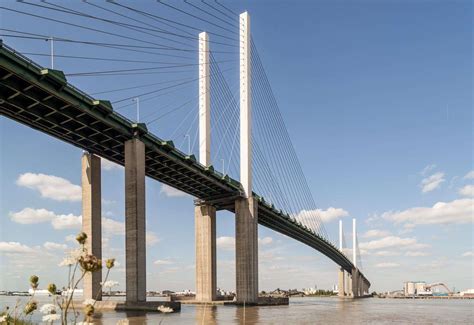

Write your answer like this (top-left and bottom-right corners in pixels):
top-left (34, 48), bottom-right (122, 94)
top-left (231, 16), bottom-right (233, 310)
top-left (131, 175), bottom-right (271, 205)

top-left (1, 296), bottom-right (472, 324)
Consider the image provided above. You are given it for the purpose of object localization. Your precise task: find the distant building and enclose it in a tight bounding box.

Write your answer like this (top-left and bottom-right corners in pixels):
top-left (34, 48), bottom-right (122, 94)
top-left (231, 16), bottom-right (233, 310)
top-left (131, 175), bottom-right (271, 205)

top-left (403, 281), bottom-right (429, 296)
top-left (460, 289), bottom-right (474, 297)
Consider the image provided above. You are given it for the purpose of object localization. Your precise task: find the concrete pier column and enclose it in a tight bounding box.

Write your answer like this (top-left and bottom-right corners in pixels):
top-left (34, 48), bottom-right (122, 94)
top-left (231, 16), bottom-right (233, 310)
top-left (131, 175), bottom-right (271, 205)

top-left (347, 274), bottom-right (353, 297)
top-left (338, 268), bottom-right (345, 297)
top-left (344, 272), bottom-right (349, 296)
top-left (352, 268), bottom-right (359, 298)
top-left (195, 203), bottom-right (217, 301)
top-left (235, 197), bottom-right (258, 303)
top-left (82, 153), bottom-right (102, 300)
top-left (125, 138), bottom-right (146, 302)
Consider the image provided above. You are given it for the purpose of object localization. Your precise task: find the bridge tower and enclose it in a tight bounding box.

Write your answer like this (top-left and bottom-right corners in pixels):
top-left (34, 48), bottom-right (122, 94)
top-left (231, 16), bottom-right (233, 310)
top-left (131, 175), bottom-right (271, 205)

top-left (338, 220), bottom-right (345, 297)
top-left (235, 11), bottom-right (259, 304)
top-left (351, 218), bottom-right (359, 298)
top-left (195, 31), bottom-right (217, 302)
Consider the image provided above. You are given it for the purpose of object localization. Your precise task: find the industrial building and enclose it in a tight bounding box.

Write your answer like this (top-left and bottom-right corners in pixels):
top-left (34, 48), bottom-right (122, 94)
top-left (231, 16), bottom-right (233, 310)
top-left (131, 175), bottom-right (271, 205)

top-left (403, 281), bottom-right (452, 296)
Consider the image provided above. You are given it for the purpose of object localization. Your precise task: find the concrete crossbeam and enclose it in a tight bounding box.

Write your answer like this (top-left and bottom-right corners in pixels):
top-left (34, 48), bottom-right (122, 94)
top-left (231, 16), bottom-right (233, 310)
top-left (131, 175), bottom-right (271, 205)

top-left (235, 197), bottom-right (258, 303)
top-left (81, 153), bottom-right (102, 300)
top-left (125, 138), bottom-right (147, 303)
top-left (195, 203), bottom-right (217, 302)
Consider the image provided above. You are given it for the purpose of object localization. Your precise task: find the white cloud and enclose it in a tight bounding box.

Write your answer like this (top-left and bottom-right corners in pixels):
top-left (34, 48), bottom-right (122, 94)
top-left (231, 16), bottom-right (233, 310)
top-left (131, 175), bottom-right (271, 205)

top-left (146, 232), bottom-right (160, 246)
top-left (0, 242), bottom-right (37, 254)
top-left (383, 198), bottom-right (473, 226)
top-left (462, 251), bottom-right (473, 257)
top-left (217, 236), bottom-right (235, 250)
top-left (160, 184), bottom-right (188, 198)
top-left (9, 208), bottom-right (56, 224)
top-left (374, 251), bottom-right (401, 256)
top-left (464, 171), bottom-right (474, 180)
top-left (405, 251), bottom-right (430, 257)
top-left (375, 262), bottom-right (399, 268)
top-left (101, 158), bottom-right (122, 171)
top-left (258, 237), bottom-right (273, 245)
top-left (360, 236), bottom-right (429, 251)
top-left (10, 207), bottom-right (81, 230)
top-left (51, 214), bottom-right (82, 230)
top-left (458, 185), bottom-right (474, 197)
top-left (420, 172), bottom-right (445, 193)
top-left (294, 207), bottom-right (349, 225)
top-left (362, 229), bottom-right (391, 238)
top-left (102, 218), bottom-right (124, 235)
top-left (154, 259), bottom-right (173, 266)
top-left (65, 235), bottom-right (76, 243)
top-left (421, 164), bottom-right (437, 176)
top-left (16, 173), bottom-right (81, 201)
top-left (43, 242), bottom-right (67, 250)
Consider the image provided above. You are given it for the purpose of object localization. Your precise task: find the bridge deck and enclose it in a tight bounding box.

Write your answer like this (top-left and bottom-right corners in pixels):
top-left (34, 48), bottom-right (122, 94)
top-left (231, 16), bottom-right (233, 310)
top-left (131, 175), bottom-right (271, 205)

top-left (0, 41), bottom-right (368, 285)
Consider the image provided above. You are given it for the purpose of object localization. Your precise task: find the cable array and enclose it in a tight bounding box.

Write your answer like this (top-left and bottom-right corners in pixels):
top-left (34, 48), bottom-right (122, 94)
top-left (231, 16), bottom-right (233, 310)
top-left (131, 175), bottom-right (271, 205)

top-left (1, 0), bottom-right (344, 248)
top-left (250, 38), bottom-right (329, 240)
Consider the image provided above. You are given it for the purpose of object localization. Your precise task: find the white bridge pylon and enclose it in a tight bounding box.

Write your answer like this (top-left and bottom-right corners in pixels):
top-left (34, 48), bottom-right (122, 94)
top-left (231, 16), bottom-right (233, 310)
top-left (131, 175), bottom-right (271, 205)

top-left (194, 12), bottom-right (258, 304)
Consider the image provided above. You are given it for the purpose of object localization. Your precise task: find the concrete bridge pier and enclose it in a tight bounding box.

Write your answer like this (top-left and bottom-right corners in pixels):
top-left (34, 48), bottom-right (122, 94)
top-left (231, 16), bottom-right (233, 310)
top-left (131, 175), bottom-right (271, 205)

top-left (235, 197), bottom-right (259, 303)
top-left (351, 268), bottom-right (359, 298)
top-left (346, 272), bottom-right (352, 296)
top-left (125, 138), bottom-right (147, 303)
top-left (81, 152), bottom-right (102, 300)
top-left (338, 268), bottom-right (345, 297)
top-left (195, 203), bottom-right (217, 301)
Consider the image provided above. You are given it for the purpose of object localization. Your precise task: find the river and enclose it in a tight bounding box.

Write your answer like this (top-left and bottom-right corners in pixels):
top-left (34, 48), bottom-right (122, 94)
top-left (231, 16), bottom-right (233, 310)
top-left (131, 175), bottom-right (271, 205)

top-left (1, 296), bottom-right (472, 324)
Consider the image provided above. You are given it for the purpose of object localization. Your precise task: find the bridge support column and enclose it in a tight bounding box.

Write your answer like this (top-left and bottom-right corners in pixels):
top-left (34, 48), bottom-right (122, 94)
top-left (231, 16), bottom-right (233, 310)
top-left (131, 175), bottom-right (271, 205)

top-left (81, 152), bottom-right (102, 300)
top-left (352, 268), bottom-right (359, 298)
top-left (125, 138), bottom-right (147, 303)
top-left (338, 268), bottom-right (345, 297)
top-left (195, 203), bottom-right (217, 302)
top-left (347, 273), bottom-right (353, 297)
top-left (235, 197), bottom-right (258, 303)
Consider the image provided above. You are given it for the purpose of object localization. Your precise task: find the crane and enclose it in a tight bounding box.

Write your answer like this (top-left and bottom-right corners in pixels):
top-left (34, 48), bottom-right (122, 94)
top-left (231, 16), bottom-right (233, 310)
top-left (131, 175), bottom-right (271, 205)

top-left (424, 283), bottom-right (453, 295)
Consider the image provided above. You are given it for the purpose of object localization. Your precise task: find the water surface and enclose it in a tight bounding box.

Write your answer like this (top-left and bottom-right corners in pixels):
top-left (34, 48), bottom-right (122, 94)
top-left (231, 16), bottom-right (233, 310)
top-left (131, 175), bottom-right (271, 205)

top-left (1, 296), bottom-right (472, 324)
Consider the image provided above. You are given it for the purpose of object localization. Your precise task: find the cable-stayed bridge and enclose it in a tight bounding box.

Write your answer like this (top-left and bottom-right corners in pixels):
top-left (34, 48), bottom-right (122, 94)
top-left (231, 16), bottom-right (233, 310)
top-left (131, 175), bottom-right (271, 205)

top-left (0, 1), bottom-right (370, 304)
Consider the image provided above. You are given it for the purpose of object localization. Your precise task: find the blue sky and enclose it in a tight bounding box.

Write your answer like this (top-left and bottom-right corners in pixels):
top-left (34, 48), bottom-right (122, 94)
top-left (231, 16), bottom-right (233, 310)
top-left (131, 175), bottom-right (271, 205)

top-left (0, 0), bottom-right (472, 293)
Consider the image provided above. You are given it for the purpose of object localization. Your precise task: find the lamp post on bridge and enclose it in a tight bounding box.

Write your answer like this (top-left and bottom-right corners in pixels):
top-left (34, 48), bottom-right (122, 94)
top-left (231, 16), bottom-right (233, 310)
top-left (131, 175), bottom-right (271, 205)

top-left (133, 97), bottom-right (140, 123)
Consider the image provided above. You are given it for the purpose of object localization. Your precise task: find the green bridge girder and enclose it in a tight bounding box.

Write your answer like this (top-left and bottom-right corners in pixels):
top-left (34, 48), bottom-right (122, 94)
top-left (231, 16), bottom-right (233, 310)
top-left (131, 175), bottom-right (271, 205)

top-left (0, 41), bottom-right (369, 286)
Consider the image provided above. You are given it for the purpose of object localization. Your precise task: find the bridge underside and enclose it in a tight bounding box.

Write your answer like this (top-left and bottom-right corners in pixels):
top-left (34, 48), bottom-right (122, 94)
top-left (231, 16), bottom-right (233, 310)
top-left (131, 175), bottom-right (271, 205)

top-left (0, 42), bottom-right (369, 287)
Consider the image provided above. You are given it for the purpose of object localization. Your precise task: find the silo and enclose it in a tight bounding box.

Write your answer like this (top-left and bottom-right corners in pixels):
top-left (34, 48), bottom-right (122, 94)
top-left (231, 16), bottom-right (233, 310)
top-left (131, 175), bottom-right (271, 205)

top-left (415, 282), bottom-right (426, 294)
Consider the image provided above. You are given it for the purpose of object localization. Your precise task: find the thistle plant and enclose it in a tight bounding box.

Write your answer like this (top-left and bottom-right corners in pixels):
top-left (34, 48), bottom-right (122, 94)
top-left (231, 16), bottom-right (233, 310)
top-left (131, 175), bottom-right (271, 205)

top-left (0, 232), bottom-right (116, 325)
